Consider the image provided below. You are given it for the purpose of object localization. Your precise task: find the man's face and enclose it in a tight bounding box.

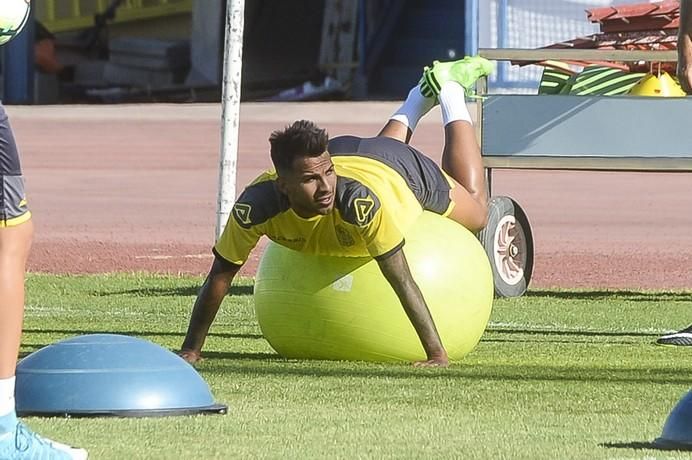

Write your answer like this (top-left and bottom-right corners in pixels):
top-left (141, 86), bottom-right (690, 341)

top-left (277, 151), bottom-right (336, 218)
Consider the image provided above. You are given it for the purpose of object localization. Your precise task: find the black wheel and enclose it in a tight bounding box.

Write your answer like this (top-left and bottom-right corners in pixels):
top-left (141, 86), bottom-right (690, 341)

top-left (478, 196), bottom-right (534, 298)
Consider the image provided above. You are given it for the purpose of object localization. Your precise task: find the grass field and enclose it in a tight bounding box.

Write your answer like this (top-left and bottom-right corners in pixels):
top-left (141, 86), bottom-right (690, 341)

top-left (18, 273), bottom-right (692, 459)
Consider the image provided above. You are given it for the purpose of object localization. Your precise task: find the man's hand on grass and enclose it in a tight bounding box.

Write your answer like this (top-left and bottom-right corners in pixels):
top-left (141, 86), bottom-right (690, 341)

top-left (178, 349), bottom-right (203, 365)
top-left (413, 353), bottom-right (449, 368)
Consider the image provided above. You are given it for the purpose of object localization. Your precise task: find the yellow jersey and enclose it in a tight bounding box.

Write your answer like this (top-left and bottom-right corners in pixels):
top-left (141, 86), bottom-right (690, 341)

top-left (214, 135), bottom-right (454, 264)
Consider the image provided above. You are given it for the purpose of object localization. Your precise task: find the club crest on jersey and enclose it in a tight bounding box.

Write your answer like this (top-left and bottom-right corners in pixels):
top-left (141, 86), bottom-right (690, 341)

top-left (354, 197), bottom-right (375, 225)
top-left (233, 203), bottom-right (253, 227)
top-left (335, 224), bottom-right (355, 247)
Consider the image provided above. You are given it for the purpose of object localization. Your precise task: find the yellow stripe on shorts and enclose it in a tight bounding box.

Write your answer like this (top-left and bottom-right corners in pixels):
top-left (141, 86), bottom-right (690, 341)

top-left (0, 211), bottom-right (32, 228)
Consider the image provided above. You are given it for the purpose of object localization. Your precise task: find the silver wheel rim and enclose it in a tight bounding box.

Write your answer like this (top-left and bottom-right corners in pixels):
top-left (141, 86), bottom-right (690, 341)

top-left (493, 214), bottom-right (527, 286)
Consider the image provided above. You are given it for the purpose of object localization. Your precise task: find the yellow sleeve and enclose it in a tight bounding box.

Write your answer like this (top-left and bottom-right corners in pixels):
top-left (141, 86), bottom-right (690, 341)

top-left (213, 214), bottom-right (262, 265)
top-left (358, 206), bottom-right (404, 258)
top-left (214, 171), bottom-right (278, 264)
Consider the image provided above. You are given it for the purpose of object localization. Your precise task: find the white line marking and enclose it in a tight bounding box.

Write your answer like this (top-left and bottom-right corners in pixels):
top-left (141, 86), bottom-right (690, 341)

top-left (134, 254), bottom-right (213, 260)
top-left (488, 321), bottom-right (665, 334)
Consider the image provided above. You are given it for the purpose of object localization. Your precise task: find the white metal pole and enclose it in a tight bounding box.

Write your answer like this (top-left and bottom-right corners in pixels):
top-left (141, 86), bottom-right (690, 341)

top-left (216, 0), bottom-right (245, 240)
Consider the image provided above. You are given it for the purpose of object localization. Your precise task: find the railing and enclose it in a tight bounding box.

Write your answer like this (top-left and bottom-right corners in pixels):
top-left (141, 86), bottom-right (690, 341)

top-left (478, 48), bottom-right (679, 64)
top-left (35, 0), bottom-right (193, 33)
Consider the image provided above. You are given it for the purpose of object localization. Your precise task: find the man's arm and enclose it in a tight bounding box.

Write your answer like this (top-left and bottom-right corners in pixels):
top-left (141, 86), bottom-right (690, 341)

top-left (179, 255), bottom-right (241, 364)
top-left (678, 0), bottom-right (692, 93)
top-left (376, 248), bottom-right (449, 367)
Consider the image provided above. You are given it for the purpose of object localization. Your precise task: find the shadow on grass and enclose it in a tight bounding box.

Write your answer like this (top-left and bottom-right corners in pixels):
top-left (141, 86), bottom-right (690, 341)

top-left (526, 290), bottom-right (692, 302)
top-left (18, 347), bottom-right (275, 362)
top-left (193, 359), bottom-right (692, 384)
top-left (18, 336), bottom-right (267, 360)
top-left (17, 334), bottom-right (692, 384)
top-left (481, 327), bottom-right (660, 344)
top-left (93, 285), bottom-right (253, 297)
top-left (17, 345), bottom-right (692, 384)
top-left (200, 351), bottom-right (279, 361)
top-left (600, 441), bottom-right (692, 451)
top-left (22, 329), bottom-right (262, 340)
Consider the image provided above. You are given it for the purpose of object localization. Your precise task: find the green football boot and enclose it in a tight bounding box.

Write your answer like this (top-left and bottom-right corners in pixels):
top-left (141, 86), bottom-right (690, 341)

top-left (418, 73), bottom-right (437, 99)
top-left (422, 55), bottom-right (495, 97)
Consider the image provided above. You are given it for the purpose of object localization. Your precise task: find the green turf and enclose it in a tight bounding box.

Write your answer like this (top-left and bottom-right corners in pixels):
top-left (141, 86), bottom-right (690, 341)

top-left (19, 273), bottom-right (692, 459)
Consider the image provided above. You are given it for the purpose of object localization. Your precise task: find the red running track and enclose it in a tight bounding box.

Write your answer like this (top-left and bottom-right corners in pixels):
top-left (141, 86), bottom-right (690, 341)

top-left (8, 102), bottom-right (692, 290)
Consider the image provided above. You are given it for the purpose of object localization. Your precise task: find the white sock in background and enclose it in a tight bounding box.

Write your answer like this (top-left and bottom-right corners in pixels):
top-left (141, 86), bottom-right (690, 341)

top-left (438, 81), bottom-right (472, 126)
top-left (0, 377), bottom-right (15, 417)
top-left (389, 85), bottom-right (437, 131)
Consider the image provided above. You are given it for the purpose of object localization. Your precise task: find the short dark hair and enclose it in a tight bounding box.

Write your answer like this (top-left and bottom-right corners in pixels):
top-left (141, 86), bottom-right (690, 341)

top-left (269, 120), bottom-right (329, 174)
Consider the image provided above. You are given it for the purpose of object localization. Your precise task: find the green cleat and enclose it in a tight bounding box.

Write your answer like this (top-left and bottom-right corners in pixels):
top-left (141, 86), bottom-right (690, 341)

top-left (418, 74), bottom-right (437, 99)
top-left (422, 55), bottom-right (495, 97)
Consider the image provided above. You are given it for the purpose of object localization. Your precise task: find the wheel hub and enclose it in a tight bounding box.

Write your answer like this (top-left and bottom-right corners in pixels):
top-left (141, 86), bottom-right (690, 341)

top-left (492, 215), bottom-right (527, 286)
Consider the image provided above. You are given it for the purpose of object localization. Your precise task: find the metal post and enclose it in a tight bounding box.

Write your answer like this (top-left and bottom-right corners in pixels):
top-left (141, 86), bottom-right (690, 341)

top-left (464, 0), bottom-right (479, 56)
top-left (496, 0), bottom-right (508, 86)
top-left (216, 0), bottom-right (245, 240)
top-left (476, 75), bottom-right (491, 197)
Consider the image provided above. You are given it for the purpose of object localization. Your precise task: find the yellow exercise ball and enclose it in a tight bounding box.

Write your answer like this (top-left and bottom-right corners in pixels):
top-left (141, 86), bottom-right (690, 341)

top-left (253, 211), bottom-right (494, 363)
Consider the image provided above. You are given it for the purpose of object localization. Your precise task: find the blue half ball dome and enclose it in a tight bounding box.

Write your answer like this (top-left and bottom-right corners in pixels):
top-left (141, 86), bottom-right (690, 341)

top-left (16, 334), bottom-right (227, 417)
top-left (655, 390), bottom-right (692, 450)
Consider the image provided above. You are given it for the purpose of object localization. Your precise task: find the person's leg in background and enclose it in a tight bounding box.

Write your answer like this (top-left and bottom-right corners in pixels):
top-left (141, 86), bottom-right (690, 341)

top-left (657, 325), bottom-right (692, 346)
top-left (0, 106), bottom-right (87, 460)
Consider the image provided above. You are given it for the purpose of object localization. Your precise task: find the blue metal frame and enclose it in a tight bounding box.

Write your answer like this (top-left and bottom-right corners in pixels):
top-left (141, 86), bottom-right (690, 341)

top-left (496, 0), bottom-right (509, 87)
top-left (2, 13), bottom-right (34, 104)
top-left (464, 0), bottom-right (479, 56)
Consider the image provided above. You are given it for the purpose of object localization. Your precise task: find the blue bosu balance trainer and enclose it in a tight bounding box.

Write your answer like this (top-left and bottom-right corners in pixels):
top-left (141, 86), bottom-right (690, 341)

top-left (654, 390), bottom-right (692, 450)
top-left (15, 334), bottom-right (227, 417)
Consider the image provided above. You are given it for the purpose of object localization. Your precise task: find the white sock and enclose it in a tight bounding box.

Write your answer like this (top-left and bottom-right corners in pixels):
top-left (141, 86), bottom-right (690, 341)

top-left (439, 81), bottom-right (472, 126)
top-left (389, 85), bottom-right (437, 131)
top-left (0, 377), bottom-right (15, 417)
